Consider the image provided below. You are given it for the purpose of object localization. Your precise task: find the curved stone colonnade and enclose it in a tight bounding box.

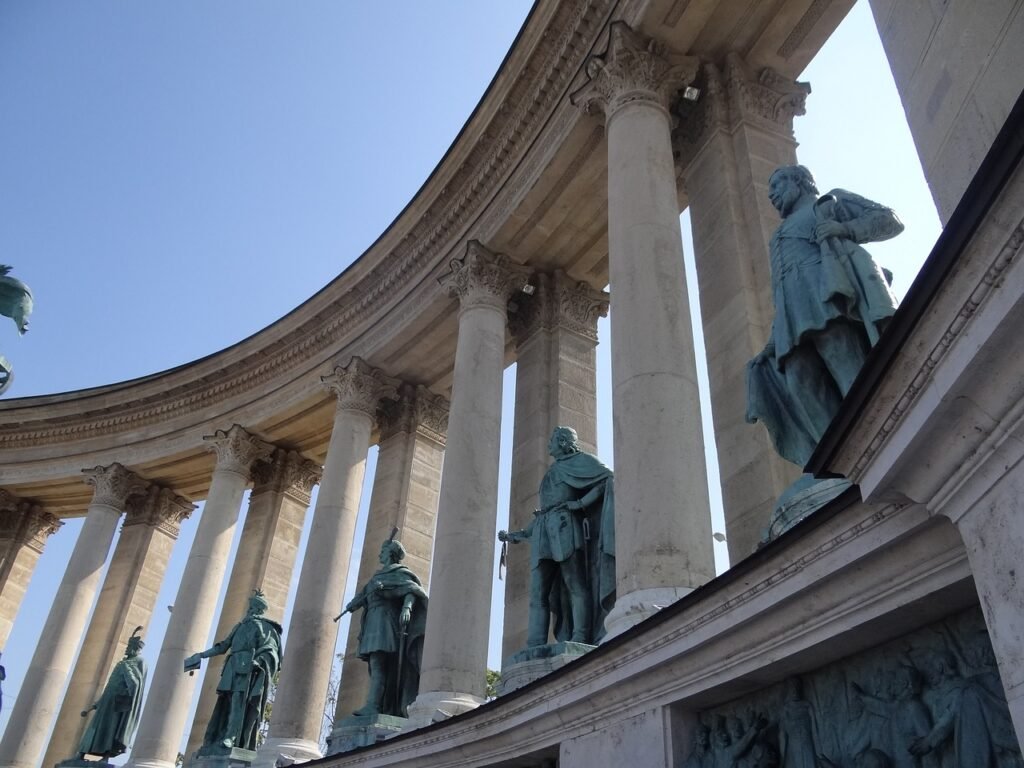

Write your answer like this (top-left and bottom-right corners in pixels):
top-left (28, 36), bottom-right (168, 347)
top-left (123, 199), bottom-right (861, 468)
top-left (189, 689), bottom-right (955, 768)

top-left (0, 0), bottom-right (911, 766)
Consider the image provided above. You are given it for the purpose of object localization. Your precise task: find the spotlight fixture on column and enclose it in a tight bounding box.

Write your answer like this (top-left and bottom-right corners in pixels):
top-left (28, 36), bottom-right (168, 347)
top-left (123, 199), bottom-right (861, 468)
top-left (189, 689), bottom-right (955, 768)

top-left (521, 283), bottom-right (535, 295)
top-left (682, 86), bottom-right (700, 101)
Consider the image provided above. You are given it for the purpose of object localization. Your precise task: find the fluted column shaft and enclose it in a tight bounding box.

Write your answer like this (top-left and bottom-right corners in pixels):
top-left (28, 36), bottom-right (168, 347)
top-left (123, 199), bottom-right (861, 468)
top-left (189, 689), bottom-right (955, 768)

top-left (257, 359), bottom-right (397, 766)
top-left (186, 449), bottom-right (319, 760)
top-left (572, 22), bottom-right (715, 639)
top-left (46, 486), bottom-right (193, 767)
top-left (331, 386), bottom-right (446, 737)
top-left (409, 241), bottom-right (530, 724)
top-left (128, 426), bottom-right (271, 768)
top-left (0, 492), bottom-right (62, 648)
top-left (0, 464), bottom-right (146, 768)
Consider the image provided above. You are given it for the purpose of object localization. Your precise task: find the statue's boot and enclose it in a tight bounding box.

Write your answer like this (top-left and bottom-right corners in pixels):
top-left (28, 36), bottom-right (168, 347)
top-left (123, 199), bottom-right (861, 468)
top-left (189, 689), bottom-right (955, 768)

top-left (353, 676), bottom-right (384, 717)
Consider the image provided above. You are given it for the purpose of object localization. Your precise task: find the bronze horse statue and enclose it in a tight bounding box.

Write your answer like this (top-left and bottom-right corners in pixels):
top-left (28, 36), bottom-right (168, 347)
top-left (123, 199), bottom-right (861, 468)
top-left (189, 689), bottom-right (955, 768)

top-left (0, 265), bottom-right (34, 395)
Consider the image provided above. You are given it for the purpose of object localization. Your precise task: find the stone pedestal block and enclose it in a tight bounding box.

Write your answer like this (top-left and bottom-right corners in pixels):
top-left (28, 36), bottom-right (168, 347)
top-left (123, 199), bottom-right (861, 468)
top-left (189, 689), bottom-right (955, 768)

top-left (498, 642), bottom-right (594, 695)
top-left (191, 745), bottom-right (256, 768)
top-left (327, 715), bottom-right (406, 755)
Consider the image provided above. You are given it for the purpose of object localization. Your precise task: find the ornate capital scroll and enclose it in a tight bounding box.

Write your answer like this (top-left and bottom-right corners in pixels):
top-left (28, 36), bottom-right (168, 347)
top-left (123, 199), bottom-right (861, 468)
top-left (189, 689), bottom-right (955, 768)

top-left (509, 270), bottom-right (609, 348)
top-left (438, 240), bottom-right (533, 314)
top-left (203, 424), bottom-right (274, 478)
top-left (124, 484), bottom-right (195, 538)
top-left (251, 448), bottom-right (322, 505)
top-left (321, 357), bottom-right (400, 418)
top-left (672, 52), bottom-right (810, 170)
top-left (0, 492), bottom-right (63, 552)
top-left (82, 462), bottom-right (149, 510)
top-left (378, 384), bottom-right (450, 446)
top-left (571, 21), bottom-right (699, 119)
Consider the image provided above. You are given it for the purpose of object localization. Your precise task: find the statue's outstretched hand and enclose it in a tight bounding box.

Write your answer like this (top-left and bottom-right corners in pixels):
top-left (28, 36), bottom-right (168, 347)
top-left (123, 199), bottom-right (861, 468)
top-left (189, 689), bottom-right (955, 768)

top-left (498, 530), bottom-right (509, 542)
top-left (400, 606), bottom-right (412, 627)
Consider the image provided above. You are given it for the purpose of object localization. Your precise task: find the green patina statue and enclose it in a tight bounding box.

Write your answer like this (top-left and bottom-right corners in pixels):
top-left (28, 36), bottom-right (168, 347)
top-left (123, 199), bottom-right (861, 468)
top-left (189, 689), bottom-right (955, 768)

top-left (0, 265), bottom-right (34, 395)
top-left (339, 538), bottom-right (428, 718)
top-left (499, 426), bottom-right (614, 647)
top-left (76, 627), bottom-right (147, 760)
top-left (747, 165), bottom-right (902, 468)
top-left (184, 590), bottom-right (282, 753)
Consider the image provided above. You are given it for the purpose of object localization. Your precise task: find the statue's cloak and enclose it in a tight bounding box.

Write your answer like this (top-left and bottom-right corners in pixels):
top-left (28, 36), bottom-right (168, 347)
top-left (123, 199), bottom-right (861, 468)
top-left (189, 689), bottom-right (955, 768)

top-left (79, 655), bottom-right (147, 758)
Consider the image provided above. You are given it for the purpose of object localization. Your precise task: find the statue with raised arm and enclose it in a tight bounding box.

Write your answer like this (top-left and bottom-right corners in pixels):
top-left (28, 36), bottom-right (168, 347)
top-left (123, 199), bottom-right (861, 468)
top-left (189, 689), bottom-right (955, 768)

top-left (499, 426), bottom-right (614, 647)
top-left (0, 264), bottom-right (34, 395)
top-left (338, 538), bottom-right (428, 718)
top-left (184, 590), bottom-right (282, 753)
top-left (747, 165), bottom-right (902, 468)
top-left (75, 627), bottom-right (147, 760)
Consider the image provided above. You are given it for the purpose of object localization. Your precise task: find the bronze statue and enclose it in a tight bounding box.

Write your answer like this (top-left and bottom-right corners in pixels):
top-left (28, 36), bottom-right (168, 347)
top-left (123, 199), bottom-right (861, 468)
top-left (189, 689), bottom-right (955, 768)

top-left (499, 426), bottom-right (614, 647)
top-left (0, 265), bottom-right (34, 395)
top-left (338, 538), bottom-right (428, 717)
top-left (184, 590), bottom-right (282, 752)
top-left (77, 627), bottom-right (147, 760)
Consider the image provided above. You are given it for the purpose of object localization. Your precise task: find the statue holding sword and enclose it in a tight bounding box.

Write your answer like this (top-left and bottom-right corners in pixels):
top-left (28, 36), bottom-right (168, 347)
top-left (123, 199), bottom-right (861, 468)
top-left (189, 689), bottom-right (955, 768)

top-left (499, 426), bottom-right (614, 647)
top-left (334, 533), bottom-right (428, 718)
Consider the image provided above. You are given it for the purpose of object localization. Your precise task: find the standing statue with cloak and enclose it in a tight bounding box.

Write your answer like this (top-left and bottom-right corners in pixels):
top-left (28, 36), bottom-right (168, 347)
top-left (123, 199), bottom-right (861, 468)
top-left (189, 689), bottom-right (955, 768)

top-left (338, 537), bottom-right (428, 718)
top-left (74, 627), bottom-right (147, 761)
top-left (184, 590), bottom-right (282, 754)
top-left (499, 426), bottom-right (614, 647)
top-left (746, 165), bottom-right (902, 539)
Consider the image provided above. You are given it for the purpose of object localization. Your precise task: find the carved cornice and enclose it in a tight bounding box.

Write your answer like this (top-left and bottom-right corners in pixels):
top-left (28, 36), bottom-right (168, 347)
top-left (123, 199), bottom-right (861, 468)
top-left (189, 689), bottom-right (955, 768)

top-left (203, 425), bottom-right (274, 478)
top-left (439, 240), bottom-right (533, 314)
top-left (0, 492), bottom-right (63, 552)
top-left (124, 484), bottom-right (195, 538)
top-left (673, 52), bottom-right (810, 171)
top-left (509, 270), bottom-right (609, 347)
top-left (322, 357), bottom-right (400, 418)
top-left (251, 448), bottom-right (322, 505)
top-left (378, 384), bottom-right (450, 446)
top-left (571, 21), bottom-right (699, 119)
top-left (82, 463), bottom-right (148, 510)
top-left (0, 0), bottom-right (611, 454)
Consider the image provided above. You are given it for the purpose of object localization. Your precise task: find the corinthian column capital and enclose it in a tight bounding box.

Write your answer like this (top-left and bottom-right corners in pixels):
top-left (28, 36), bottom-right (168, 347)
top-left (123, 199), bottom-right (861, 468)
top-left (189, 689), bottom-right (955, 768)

top-left (321, 357), bottom-right (400, 418)
top-left (379, 384), bottom-right (450, 446)
top-left (439, 240), bottom-right (532, 314)
top-left (82, 462), bottom-right (148, 510)
top-left (124, 485), bottom-right (196, 538)
top-left (571, 21), bottom-right (699, 119)
top-left (510, 270), bottom-right (609, 347)
top-left (203, 425), bottom-right (274, 478)
top-left (252, 448), bottom-right (322, 505)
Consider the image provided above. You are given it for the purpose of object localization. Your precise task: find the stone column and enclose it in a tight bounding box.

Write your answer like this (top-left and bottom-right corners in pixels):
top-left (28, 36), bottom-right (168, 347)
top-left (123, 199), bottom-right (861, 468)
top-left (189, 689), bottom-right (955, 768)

top-left (571, 22), bottom-right (715, 638)
top-left (407, 240), bottom-right (530, 725)
top-left (128, 425), bottom-right (272, 768)
top-left (673, 53), bottom-right (809, 560)
top-left (257, 358), bottom-right (398, 766)
top-left (502, 271), bottom-right (607, 659)
top-left (0, 490), bottom-right (62, 648)
top-left (185, 448), bottom-right (320, 759)
top-left (45, 485), bottom-right (194, 767)
top-left (330, 384), bottom-right (447, 735)
top-left (0, 463), bottom-right (147, 768)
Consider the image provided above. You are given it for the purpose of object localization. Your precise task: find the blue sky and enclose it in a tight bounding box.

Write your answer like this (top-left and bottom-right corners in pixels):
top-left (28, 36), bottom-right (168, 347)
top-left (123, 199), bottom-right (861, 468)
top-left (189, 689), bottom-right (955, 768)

top-left (0, 0), bottom-right (940, 756)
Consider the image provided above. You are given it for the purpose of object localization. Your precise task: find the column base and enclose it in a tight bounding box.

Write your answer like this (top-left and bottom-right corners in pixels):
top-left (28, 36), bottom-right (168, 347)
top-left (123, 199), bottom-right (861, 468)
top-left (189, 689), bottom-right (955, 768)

top-left (251, 737), bottom-right (321, 768)
top-left (404, 691), bottom-right (484, 730)
top-left (601, 586), bottom-right (693, 641)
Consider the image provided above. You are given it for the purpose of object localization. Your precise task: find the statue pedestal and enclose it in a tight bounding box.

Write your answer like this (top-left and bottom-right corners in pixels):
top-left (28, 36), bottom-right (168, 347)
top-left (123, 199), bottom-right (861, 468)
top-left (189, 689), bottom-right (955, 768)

top-left (56, 759), bottom-right (113, 768)
top-left (763, 474), bottom-right (853, 543)
top-left (191, 744), bottom-right (258, 768)
top-left (326, 714), bottom-right (406, 755)
top-left (498, 642), bottom-right (595, 695)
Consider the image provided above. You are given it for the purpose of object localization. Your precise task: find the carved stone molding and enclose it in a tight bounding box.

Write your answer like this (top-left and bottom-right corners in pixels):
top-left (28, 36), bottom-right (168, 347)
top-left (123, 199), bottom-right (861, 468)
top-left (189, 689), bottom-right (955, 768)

top-left (509, 270), bottom-right (609, 347)
top-left (321, 357), bottom-right (400, 418)
top-left (571, 21), bottom-right (699, 119)
top-left (0, 492), bottom-right (63, 553)
top-left (82, 462), bottom-right (149, 510)
top-left (251, 448), bottom-right (322, 506)
top-left (378, 384), bottom-right (450, 446)
top-left (203, 425), bottom-right (274, 478)
top-left (672, 52), bottom-right (810, 171)
top-left (439, 240), bottom-right (533, 314)
top-left (124, 484), bottom-right (196, 538)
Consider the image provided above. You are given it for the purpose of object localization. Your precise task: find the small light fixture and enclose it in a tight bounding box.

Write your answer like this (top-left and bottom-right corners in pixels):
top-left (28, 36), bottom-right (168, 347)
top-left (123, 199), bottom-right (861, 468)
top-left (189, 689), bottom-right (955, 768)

top-left (682, 86), bottom-right (700, 102)
top-left (521, 283), bottom-right (536, 295)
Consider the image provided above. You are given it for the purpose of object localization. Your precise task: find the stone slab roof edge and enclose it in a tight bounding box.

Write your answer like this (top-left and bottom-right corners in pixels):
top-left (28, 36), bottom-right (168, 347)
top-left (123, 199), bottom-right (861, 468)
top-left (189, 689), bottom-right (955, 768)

top-left (807, 85), bottom-right (1024, 479)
